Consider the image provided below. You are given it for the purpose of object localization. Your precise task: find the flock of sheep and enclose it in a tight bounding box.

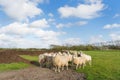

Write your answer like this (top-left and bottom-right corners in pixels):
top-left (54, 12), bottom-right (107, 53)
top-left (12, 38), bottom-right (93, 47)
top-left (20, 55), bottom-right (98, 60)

top-left (38, 50), bottom-right (92, 72)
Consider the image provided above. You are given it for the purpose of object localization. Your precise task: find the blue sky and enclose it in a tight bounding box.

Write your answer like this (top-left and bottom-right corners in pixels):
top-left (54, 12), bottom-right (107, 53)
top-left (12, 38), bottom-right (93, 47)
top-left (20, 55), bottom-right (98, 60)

top-left (0, 0), bottom-right (120, 48)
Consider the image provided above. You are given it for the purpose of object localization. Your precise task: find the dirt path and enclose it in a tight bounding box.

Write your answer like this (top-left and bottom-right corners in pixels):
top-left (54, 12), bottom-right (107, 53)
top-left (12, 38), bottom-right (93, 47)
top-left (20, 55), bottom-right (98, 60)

top-left (0, 67), bottom-right (86, 80)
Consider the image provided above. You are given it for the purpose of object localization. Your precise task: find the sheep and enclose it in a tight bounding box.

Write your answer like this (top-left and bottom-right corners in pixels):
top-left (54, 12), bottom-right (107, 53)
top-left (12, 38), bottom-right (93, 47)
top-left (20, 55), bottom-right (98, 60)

top-left (70, 50), bottom-right (77, 55)
top-left (70, 50), bottom-right (80, 57)
top-left (44, 55), bottom-right (53, 68)
top-left (80, 52), bottom-right (92, 66)
top-left (41, 52), bottom-right (57, 68)
top-left (38, 52), bottom-right (53, 67)
top-left (72, 56), bottom-right (86, 69)
top-left (52, 54), bottom-right (62, 72)
top-left (52, 53), bottom-right (69, 72)
top-left (38, 54), bottom-right (46, 67)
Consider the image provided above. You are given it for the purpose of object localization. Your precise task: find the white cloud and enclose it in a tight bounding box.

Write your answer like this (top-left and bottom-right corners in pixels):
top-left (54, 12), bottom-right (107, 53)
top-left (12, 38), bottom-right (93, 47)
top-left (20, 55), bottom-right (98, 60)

top-left (85, 0), bottom-right (102, 4)
top-left (48, 13), bottom-right (54, 17)
top-left (56, 23), bottom-right (65, 28)
top-left (30, 18), bottom-right (49, 28)
top-left (113, 14), bottom-right (120, 18)
top-left (0, 33), bottom-right (40, 48)
top-left (76, 21), bottom-right (88, 26)
top-left (89, 35), bottom-right (104, 43)
top-left (30, 0), bottom-right (44, 4)
top-left (103, 23), bottom-right (120, 29)
top-left (0, 22), bottom-right (31, 36)
top-left (0, 20), bottom-right (62, 48)
top-left (0, 0), bottom-right (43, 21)
top-left (110, 32), bottom-right (120, 40)
top-left (58, 0), bottom-right (104, 19)
top-left (56, 21), bottom-right (87, 28)
top-left (64, 38), bottom-right (82, 46)
top-left (48, 18), bottom-right (56, 25)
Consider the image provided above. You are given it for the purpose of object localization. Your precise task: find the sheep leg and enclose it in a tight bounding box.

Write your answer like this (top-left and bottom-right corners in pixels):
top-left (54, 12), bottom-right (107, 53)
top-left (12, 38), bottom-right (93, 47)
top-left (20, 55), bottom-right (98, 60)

top-left (66, 63), bottom-right (69, 70)
top-left (58, 66), bottom-right (61, 72)
top-left (79, 64), bottom-right (81, 69)
top-left (54, 66), bottom-right (57, 72)
top-left (39, 60), bottom-right (41, 67)
top-left (71, 61), bottom-right (74, 66)
top-left (66, 66), bottom-right (68, 70)
top-left (62, 66), bottom-right (64, 70)
top-left (76, 64), bottom-right (78, 70)
top-left (39, 63), bottom-right (41, 67)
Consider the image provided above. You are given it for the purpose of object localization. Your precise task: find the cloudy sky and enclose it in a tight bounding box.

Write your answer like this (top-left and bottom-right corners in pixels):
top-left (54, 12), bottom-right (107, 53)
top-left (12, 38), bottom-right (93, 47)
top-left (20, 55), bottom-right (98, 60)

top-left (0, 0), bottom-right (120, 48)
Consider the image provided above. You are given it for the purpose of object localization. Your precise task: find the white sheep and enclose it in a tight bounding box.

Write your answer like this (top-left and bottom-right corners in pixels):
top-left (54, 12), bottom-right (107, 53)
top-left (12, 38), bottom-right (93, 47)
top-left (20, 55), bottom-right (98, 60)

top-left (72, 56), bottom-right (86, 69)
top-left (80, 52), bottom-right (92, 66)
top-left (70, 50), bottom-right (80, 57)
top-left (52, 53), bottom-right (69, 72)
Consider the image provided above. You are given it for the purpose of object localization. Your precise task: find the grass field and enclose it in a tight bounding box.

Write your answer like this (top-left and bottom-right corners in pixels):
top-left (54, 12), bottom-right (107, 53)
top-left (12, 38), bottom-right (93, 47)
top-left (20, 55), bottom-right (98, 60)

top-left (0, 62), bottom-right (29, 72)
top-left (77, 50), bottom-right (120, 80)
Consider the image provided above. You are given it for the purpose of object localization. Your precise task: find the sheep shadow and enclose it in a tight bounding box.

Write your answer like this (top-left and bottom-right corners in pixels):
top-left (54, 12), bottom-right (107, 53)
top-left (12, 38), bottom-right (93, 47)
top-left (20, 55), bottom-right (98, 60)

top-left (30, 61), bottom-right (40, 67)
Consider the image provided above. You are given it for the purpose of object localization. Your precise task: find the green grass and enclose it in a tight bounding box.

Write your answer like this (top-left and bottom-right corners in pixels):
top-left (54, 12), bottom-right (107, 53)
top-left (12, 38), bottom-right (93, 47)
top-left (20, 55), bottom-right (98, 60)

top-left (76, 50), bottom-right (120, 80)
top-left (0, 55), bottom-right (38, 72)
top-left (19, 55), bottom-right (40, 66)
top-left (0, 62), bottom-right (29, 72)
top-left (19, 55), bottom-right (38, 61)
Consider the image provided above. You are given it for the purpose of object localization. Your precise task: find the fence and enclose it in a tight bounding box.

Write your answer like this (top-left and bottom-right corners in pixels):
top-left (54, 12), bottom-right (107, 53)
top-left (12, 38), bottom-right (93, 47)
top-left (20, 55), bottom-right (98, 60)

top-left (90, 40), bottom-right (120, 47)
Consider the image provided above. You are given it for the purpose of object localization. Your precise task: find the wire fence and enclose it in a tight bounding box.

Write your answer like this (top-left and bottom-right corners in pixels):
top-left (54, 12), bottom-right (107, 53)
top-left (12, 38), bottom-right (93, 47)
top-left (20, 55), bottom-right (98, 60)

top-left (90, 40), bottom-right (120, 46)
